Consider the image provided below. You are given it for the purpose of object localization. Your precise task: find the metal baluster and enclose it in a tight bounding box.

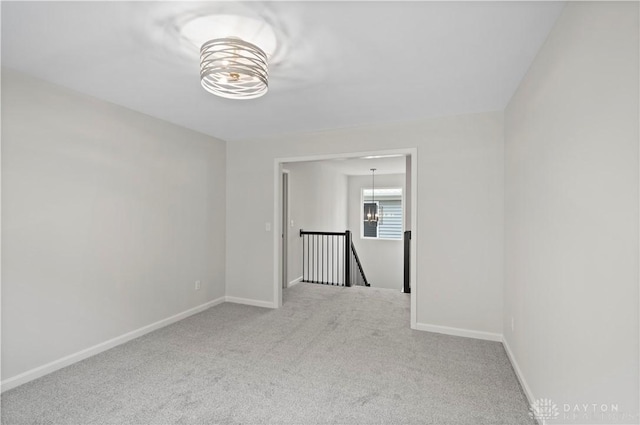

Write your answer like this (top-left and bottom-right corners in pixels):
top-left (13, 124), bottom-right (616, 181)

top-left (330, 235), bottom-right (333, 285)
top-left (325, 235), bottom-right (328, 284)
top-left (307, 235), bottom-right (311, 282)
top-left (332, 235), bottom-right (335, 285)
top-left (312, 235), bottom-right (315, 283)
top-left (338, 235), bottom-right (341, 285)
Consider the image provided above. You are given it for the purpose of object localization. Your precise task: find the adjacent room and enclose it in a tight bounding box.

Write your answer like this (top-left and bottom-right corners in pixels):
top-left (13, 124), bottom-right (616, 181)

top-left (282, 156), bottom-right (408, 292)
top-left (1, 1), bottom-right (638, 424)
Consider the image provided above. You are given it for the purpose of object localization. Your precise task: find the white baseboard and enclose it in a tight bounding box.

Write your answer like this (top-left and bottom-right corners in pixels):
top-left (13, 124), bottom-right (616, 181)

top-left (415, 322), bottom-right (503, 342)
top-left (1, 296), bottom-right (225, 393)
top-left (225, 296), bottom-right (275, 309)
top-left (287, 276), bottom-right (303, 288)
top-left (502, 337), bottom-right (535, 405)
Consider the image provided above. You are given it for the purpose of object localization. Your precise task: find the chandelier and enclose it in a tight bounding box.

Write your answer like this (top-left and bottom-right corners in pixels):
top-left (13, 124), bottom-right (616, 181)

top-left (366, 168), bottom-right (382, 225)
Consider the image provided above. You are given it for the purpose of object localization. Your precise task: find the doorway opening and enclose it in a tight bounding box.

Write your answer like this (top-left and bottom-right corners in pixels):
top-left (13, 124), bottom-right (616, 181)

top-left (273, 148), bottom-right (417, 329)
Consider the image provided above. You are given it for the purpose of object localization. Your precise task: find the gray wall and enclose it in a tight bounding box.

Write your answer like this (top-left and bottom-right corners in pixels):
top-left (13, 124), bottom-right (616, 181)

top-left (226, 111), bottom-right (504, 335)
top-left (504, 2), bottom-right (639, 419)
top-left (1, 69), bottom-right (227, 381)
top-left (348, 174), bottom-right (405, 290)
top-left (285, 161), bottom-right (348, 284)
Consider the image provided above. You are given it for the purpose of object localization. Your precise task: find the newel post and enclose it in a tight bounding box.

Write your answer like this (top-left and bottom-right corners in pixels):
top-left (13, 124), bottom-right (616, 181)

top-left (344, 230), bottom-right (352, 287)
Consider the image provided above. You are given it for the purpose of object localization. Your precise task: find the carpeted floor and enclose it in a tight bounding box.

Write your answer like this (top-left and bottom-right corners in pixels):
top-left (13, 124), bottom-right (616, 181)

top-left (1, 283), bottom-right (534, 424)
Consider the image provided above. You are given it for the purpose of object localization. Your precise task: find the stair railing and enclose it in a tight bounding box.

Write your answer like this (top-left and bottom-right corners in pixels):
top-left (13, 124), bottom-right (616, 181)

top-left (299, 229), bottom-right (369, 287)
top-left (349, 238), bottom-right (370, 287)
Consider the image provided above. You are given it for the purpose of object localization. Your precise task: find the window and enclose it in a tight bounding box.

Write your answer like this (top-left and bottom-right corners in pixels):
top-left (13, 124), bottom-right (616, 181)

top-left (362, 188), bottom-right (403, 240)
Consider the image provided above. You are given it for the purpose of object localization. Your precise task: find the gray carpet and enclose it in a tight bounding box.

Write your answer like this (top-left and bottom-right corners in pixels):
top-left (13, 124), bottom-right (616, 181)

top-left (2, 283), bottom-right (534, 424)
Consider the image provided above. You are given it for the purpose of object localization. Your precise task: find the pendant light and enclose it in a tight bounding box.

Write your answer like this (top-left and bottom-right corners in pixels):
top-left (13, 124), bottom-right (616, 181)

top-left (366, 168), bottom-right (380, 225)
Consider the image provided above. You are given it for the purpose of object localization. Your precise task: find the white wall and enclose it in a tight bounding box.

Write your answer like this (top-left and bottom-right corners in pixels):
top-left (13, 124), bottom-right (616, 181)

top-left (504, 2), bottom-right (639, 422)
top-left (226, 111), bottom-right (504, 336)
top-left (285, 161), bottom-right (348, 284)
top-left (348, 173), bottom-right (404, 290)
top-left (1, 70), bottom-right (227, 382)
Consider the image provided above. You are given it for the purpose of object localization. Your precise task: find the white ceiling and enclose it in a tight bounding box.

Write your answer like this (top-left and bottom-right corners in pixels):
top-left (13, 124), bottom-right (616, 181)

top-left (325, 156), bottom-right (407, 176)
top-left (1, 1), bottom-right (565, 142)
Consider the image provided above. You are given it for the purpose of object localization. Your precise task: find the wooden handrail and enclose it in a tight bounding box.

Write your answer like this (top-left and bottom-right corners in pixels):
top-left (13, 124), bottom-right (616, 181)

top-left (300, 230), bottom-right (347, 237)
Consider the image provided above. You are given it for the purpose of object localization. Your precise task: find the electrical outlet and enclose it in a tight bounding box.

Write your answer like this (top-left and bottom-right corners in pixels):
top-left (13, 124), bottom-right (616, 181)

top-left (511, 317), bottom-right (514, 332)
top-left (195, 280), bottom-right (201, 290)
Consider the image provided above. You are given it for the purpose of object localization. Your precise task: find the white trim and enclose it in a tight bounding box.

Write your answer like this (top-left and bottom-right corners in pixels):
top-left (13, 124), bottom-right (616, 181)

top-left (502, 337), bottom-right (535, 406)
top-left (287, 276), bottom-right (303, 288)
top-left (409, 149), bottom-right (417, 330)
top-left (415, 322), bottom-right (502, 342)
top-left (225, 296), bottom-right (275, 309)
top-left (1, 296), bottom-right (225, 393)
top-left (276, 148), bottom-right (416, 164)
top-left (273, 159), bottom-right (283, 309)
top-left (281, 169), bottom-right (291, 294)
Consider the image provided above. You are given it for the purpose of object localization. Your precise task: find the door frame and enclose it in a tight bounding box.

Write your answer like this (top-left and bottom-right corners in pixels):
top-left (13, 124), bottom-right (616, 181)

top-left (273, 148), bottom-right (418, 329)
top-left (281, 169), bottom-right (290, 289)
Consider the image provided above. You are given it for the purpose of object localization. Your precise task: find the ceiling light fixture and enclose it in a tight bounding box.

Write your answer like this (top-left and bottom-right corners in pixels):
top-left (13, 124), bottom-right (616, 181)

top-left (366, 168), bottom-right (382, 225)
top-left (200, 37), bottom-right (268, 100)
